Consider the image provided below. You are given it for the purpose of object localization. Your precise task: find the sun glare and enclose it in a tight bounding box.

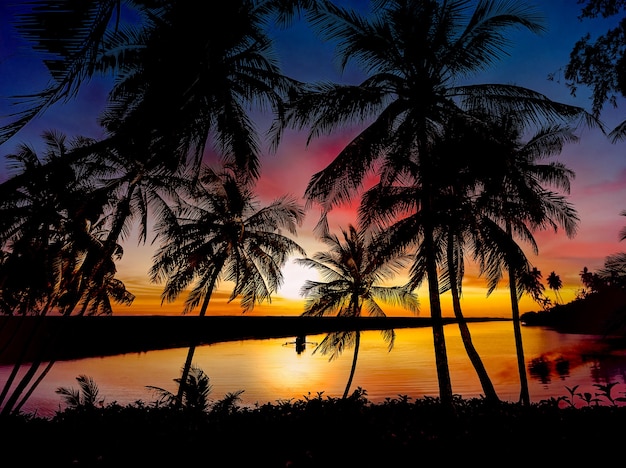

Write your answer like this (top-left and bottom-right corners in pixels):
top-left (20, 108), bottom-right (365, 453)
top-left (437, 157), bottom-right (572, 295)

top-left (278, 258), bottom-right (317, 300)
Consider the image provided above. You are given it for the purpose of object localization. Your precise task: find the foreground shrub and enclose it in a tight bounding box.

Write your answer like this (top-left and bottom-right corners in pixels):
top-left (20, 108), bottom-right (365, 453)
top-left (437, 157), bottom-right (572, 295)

top-left (3, 387), bottom-right (626, 467)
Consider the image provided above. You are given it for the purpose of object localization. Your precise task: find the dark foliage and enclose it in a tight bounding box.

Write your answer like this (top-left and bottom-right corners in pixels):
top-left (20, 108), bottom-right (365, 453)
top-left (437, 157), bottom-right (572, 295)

top-left (3, 390), bottom-right (626, 466)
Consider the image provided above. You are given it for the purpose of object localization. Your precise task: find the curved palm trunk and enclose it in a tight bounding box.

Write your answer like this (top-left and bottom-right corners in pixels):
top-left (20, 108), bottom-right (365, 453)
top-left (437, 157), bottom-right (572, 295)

top-left (0, 305), bottom-right (51, 412)
top-left (446, 234), bottom-right (499, 404)
top-left (14, 359), bottom-right (56, 413)
top-left (424, 226), bottom-right (453, 407)
top-left (0, 333), bottom-right (58, 416)
top-left (506, 223), bottom-right (530, 406)
top-left (177, 344), bottom-right (198, 408)
top-left (342, 331), bottom-right (360, 399)
top-left (176, 280), bottom-right (216, 407)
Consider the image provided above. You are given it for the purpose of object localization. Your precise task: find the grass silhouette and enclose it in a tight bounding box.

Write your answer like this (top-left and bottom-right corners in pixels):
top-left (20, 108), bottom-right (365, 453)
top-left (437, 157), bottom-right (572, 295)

top-left (4, 383), bottom-right (626, 466)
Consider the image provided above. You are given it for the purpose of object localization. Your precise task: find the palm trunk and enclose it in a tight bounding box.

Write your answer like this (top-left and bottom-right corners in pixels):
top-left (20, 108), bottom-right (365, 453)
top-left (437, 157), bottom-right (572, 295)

top-left (506, 222), bottom-right (530, 406)
top-left (14, 359), bottom-right (56, 413)
top-left (342, 331), bottom-right (360, 399)
top-left (0, 307), bottom-right (51, 411)
top-left (1, 353), bottom-right (45, 416)
top-left (0, 310), bottom-right (62, 416)
top-left (175, 255), bottom-right (225, 408)
top-left (446, 233), bottom-right (499, 404)
top-left (424, 226), bottom-right (453, 407)
top-left (176, 281), bottom-right (216, 407)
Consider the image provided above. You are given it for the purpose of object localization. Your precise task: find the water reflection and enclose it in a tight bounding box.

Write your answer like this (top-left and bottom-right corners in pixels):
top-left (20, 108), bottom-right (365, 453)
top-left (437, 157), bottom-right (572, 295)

top-left (4, 321), bottom-right (626, 417)
top-left (527, 355), bottom-right (571, 384)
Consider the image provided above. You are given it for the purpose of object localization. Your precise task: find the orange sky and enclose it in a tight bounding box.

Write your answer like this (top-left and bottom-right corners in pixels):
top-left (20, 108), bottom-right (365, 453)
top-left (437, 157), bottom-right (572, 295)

top-left (1, 2), bottom-right (625, 319)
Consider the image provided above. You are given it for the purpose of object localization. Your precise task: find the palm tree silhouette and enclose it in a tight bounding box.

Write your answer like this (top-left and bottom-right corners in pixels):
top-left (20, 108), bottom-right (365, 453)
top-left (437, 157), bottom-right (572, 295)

top-left (284, 0), bottom-right (592, 407)
top-left (519, 267), bottom-right (550, 310)
top-left (1, 1), bottom-right (307, 177)
top-left (296, 224), bottom-right (419, 399)
top-left (359, 113), bottom-right (505, 402)
top-left (546, 271), bottom-right (563, 305)
top-left (475, 115), bottom-right (580, 406)
top-left (1, 2), bottom-right (310, 308)
top-left (0, 131), bottom-right (134, 415)
top-left (0, 0), bottom-right (310, 413)
top-left (149, 164), bottom-right (305, 405)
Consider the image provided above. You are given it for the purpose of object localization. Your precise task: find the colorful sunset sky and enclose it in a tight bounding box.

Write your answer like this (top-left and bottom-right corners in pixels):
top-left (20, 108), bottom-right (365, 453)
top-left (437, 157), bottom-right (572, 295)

top-left (0, 1), bottom-right (624, 318)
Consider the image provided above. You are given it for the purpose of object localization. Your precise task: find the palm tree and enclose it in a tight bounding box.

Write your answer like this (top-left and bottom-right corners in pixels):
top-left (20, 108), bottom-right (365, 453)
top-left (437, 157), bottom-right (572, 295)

top-left (0, 131), bottom-right (138, 316)
top-left (475, 115), bottom-right (580, 406)
top-left (55, 375), bottom-right (102, 410)
top-left (358, 114), bottom-right (505, 403)
top-left (149, 163), bottom-right (305, 405)
top-left (0, 131), bottom-right (135, 415)
top-left (1, 1), bottom-right (314, 310)
top-left (519, 266), bottom-right (550, 310)
top-left (284, 0), bottom-right (592, 406)
top-left (296, 224), bottom-right (419, 398)
top-left (1, 0), bottom-right (313, 177)
top-left (96, 0), bottom-right (302, 182)
top-left (546, 271), bottom-right (563, 304)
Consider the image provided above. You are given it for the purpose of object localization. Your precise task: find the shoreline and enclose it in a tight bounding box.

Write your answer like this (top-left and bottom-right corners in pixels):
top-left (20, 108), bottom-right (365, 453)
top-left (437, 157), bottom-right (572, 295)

top-left (0, 315), bottom-right (509, 364)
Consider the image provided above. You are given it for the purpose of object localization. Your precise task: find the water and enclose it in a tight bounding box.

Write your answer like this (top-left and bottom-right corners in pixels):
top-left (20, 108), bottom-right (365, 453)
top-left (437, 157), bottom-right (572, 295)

top-left (3, 321), bottom-right (626, 417)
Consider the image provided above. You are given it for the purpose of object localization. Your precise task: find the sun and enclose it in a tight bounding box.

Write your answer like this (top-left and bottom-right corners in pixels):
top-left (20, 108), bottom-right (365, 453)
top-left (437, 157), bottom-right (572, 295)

top-left (278, 258), bottom-right (318, 300)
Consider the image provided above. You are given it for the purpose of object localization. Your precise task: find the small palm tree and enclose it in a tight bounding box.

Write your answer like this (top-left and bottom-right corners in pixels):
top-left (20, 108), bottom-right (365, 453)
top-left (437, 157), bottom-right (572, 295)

top-left (546, 271), bottom-right (563, 305)
top-left (147, 366), bottom-right (213, 414)
top-left (296, 224), bottom-right (419, 399)
top-left (149, 163), bottom-right (305, 405)
top-left (55, 375), bottom-right (102, 410)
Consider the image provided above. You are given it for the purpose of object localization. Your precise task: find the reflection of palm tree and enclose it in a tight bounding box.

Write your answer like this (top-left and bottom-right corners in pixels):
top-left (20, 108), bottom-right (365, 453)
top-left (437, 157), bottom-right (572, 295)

top-left (546, 271), bottom-right (563, 304)
top-left (285, 0), bottom-right (591, 407)
top-left (296, 224), bottom-right (418, 399)
top-left (149, 164), bottom-right (305, 405)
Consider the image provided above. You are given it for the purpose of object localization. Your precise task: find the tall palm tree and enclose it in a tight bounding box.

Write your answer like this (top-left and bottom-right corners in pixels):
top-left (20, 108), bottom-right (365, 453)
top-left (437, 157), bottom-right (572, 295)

top-left (546, 271), bottom-right (563, 304)
top-left (149, 163), bottom-right (305, 405)
top-left (358, 113), bottom-right (505, 403)
top-left (296, 224), bottom-right (419, 398)
top-left (475, 115), bottom-right (580, 406)
top-left (284, 0), bottom-right (592, 406)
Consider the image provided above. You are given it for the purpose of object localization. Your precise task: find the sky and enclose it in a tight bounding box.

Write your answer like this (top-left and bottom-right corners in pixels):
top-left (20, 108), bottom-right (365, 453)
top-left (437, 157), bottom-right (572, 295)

top-left (0, 1), bottom-right (624, 318)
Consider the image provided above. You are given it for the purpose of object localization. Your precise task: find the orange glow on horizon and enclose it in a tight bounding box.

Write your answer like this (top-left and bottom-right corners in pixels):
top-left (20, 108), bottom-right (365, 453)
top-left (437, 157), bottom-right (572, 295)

top-left (112, 272), bottom-right (552, 319)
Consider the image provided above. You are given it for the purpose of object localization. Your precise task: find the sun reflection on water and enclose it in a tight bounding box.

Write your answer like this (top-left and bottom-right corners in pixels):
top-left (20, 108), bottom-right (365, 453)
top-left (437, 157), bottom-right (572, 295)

top-left (5, 321), bottom-right (626, 416)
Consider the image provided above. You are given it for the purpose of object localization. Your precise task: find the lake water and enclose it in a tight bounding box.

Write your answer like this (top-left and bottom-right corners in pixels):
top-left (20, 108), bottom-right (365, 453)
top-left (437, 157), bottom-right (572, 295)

top-left (4, 321), bottom-right (626, 417)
